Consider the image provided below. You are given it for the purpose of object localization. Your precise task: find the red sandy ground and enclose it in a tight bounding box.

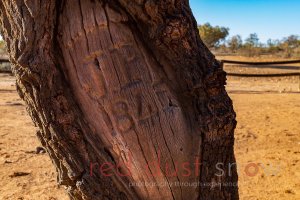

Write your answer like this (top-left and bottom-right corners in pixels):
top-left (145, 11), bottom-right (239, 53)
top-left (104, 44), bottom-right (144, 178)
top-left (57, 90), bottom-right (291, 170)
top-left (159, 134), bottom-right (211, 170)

top-left (0, 56), bottom-right (299, 199)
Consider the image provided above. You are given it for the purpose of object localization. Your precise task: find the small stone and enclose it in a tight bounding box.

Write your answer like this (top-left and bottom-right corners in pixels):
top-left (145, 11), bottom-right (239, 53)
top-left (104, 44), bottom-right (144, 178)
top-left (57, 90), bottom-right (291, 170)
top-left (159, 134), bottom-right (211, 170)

top-left (36, 146), bottom-right (46, 154)
top-left (9, 172), bottom-right (30, 178)
top-left (285, 189), bottom-right (295, 194)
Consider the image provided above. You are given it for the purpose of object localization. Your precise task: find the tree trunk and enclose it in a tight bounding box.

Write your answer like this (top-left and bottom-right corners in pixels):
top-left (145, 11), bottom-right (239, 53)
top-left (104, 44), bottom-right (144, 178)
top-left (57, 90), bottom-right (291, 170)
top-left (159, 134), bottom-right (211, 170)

top-left (0, 0), bottom-right (238, 199)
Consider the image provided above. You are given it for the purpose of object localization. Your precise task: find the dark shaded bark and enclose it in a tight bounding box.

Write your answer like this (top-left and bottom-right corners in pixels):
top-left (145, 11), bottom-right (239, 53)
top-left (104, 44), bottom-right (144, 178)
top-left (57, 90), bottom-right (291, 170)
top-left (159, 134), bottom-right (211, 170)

top-left (0, 0), bottom-right (238, 199)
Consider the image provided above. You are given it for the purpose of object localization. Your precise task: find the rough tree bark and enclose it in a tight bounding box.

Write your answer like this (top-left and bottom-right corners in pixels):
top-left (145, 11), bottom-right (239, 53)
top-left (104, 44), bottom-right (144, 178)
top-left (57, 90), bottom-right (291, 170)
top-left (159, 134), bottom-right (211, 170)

top-left (0, 0), bottom-right (238, 199)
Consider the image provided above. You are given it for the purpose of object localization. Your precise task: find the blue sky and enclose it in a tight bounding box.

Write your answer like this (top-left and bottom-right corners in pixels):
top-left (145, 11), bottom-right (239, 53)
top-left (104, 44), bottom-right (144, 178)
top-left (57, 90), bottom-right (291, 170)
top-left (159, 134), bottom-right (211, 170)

top-left (189, 0), bottom-right (300, 43)
top-left (0, 1), bottom-right (299, 43)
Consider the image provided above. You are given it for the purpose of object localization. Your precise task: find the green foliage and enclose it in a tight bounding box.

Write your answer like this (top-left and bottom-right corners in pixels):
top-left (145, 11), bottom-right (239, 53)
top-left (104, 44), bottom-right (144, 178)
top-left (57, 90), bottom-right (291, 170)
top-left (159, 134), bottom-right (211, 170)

top-left (198, 23), bottom-right (229, 48)
top-left (227, 35), bottom-right (243, 52)
top-left (0, 40), bottom-right (4, 48)
top-left (0, 62), bottom-right (11, 72)
top-left (0, 40), bottom-right (6, 54)
top-left (266, 39), bottom-right (281, 54)
top-left (0, 39), bottom-right (10, 72)
top-left (281, 35), bottom-right (300, 49)
top-left (245, 33), bottom-right (259, 47)
top-left (212, 31), bottom-right (300, 58)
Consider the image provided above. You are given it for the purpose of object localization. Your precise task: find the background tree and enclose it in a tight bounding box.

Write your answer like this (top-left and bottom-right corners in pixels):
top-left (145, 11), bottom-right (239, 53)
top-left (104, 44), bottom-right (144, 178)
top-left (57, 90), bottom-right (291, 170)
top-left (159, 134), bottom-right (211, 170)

top-left (0, 1), bottom-right (238, 199)
top-left (0, 40), bottom-right (4, 48)
top-left (242, 33), bottom-right (260, 56)
top-left (0, 39), bottom-right (6, 54)
top-left (198, 23), bottom-right (229, 48)
top-left (267, 39), bottom-right (279, 48)
top-left (228, 35), bottom-right (243, 53)
top-left (245, 33), bottom-right (259, 47)
top-left (280, 35), bottom-right (300, 57)
top-left (283, 35), bottom-right (300, 49)
top-left (266, 39), bottom-right (281, 54)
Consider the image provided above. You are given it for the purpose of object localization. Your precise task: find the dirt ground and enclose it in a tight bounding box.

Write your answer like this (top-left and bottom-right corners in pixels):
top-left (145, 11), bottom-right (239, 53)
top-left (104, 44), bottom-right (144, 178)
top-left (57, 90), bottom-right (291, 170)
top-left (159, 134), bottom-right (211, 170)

top-left (0, 57), bottom-right (299, 199)
top-left (0, 74), bottom-right (69, 200)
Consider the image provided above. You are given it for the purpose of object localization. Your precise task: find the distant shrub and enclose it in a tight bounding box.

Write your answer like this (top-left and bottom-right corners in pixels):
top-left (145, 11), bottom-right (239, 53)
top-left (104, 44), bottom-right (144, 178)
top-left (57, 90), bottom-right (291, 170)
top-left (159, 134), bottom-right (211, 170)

top-left (0, 62), bottom-right (11, 73)
top-left (0, 40), bottom-right (6, 54)
top-left (198, 23), bottom-right (229, 48)
top-left (210, 32), bottom-right (300, 58)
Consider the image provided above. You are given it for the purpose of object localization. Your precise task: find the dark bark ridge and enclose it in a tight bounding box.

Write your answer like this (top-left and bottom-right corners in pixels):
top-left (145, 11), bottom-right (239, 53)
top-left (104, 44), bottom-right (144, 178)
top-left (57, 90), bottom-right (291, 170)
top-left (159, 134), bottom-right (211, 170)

top-left (0, 0), bottom-right (238, 199)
